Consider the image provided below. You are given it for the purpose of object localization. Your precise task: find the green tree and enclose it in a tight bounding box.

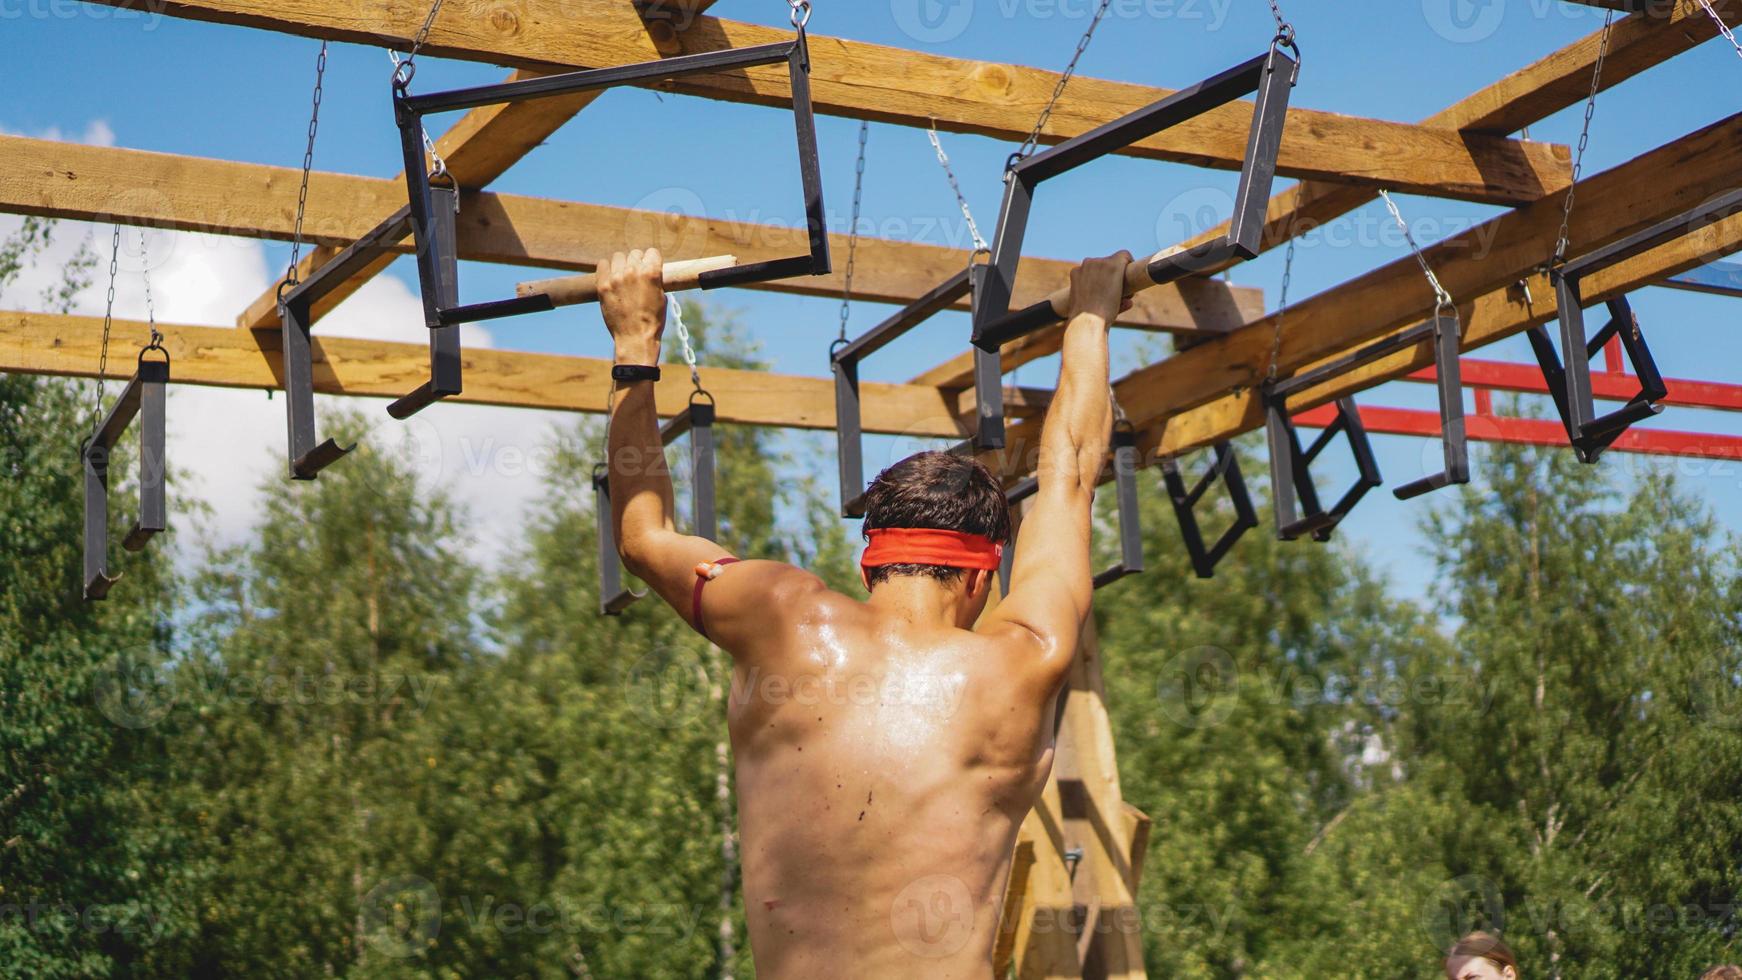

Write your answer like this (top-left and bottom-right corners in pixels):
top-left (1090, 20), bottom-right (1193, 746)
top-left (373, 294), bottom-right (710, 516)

top-left (0, 218), bottom-right (194, 977)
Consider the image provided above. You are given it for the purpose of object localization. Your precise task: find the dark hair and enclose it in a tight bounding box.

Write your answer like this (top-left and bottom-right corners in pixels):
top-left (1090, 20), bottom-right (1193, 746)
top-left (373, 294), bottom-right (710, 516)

top-left (861, 451), bottom-right (1012, 588)
top-left (1445, 932), bottom-right (1518, 977)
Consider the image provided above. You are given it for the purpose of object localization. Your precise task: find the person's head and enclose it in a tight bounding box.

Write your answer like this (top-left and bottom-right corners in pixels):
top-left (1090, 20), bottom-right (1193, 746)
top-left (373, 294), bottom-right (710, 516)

top-left (1699, 967), bottom-right (1742, 980)
top-left (860, 451), bottom-right (1013, 626)
top-left (1445, 932), bottom-right (1519, 980)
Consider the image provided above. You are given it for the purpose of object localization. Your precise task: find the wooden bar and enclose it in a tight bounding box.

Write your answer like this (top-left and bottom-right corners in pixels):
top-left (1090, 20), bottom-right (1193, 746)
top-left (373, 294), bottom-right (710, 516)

top-left (88, 0), bottom-right (1569, 204)
top-left (0, 135), bottom-right (1257, 337)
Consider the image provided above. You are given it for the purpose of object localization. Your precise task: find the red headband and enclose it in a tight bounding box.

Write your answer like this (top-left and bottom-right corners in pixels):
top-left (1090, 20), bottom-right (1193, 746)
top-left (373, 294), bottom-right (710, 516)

top-left (861, 528), bottom-right (1004, 572)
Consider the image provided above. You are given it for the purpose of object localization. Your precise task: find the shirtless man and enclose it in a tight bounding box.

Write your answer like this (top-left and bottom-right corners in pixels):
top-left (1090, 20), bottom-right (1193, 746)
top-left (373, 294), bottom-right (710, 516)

top-left (600, 246), bottom-right (1133, 978)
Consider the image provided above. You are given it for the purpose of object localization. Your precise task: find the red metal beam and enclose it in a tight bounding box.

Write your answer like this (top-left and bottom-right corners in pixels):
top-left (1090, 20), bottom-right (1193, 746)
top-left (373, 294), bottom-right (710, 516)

top-left (1295, 404), bottom-right (1742, 461)
top-left (1397, 358), bottom-right (1742, 413)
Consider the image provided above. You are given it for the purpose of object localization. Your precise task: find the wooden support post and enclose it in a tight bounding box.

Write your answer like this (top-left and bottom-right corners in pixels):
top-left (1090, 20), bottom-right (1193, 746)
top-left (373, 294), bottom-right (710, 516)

top-left (986, 501), bottom-right (1152, 980)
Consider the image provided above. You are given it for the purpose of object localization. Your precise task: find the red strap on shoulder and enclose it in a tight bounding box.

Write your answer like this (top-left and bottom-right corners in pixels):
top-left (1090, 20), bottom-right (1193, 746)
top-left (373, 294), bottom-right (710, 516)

top-left (691, 557), bottom-right (741, 643)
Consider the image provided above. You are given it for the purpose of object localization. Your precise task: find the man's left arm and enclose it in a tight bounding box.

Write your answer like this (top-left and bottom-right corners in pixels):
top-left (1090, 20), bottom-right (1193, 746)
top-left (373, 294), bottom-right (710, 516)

top-left (600, 249), bottom-right (822, 649)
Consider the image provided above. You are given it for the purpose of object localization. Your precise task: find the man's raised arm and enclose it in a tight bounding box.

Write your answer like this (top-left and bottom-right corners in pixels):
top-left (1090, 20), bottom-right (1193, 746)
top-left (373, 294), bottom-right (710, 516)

top-left (600, 250), bottom-right (821, 650)
top-left (979, 251), bottom-right (1133, 676)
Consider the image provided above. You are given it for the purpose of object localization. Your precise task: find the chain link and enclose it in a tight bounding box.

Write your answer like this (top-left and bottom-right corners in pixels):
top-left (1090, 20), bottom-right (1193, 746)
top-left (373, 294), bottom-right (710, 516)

top-left (928, 121), bottom-right (990, 255)
top-left (389, 0), bottom-right (452, 178)
top-left (669, 295), bottom-right (704, 394)
top-left (92, 224), bottom-right (121, 434)
top-left (1698, 0), bottom-right (1742, 61)
top-left (1008, 0), bottom-right (1114, 172)
top-left (1264, 236), bottom-right (1296, 384)
top-left (1379, 190), bottom-right (1455, 317)
top-left (1266, 0), bottom-right (1295, 46)
top-left (138, 228), bottom-right (162, 350)
top-left (285, 41), bottom-right (328, 291)
top-left (838, 121), bottom-right (870, 344)
top-left (1552, 10), bottom-right (1614, 268)
top-left (787, 0), bottom-right (811, 29)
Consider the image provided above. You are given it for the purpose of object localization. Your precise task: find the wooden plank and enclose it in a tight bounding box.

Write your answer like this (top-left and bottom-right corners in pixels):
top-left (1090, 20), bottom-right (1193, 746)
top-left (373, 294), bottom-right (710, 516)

top-left (87, 0), bottom-right (1569, 204)
top-left (0, 135), bottom-right (1255, 337)
top-left (0, 311), bottom-right (967, 437)
top-left (239, 0), bottom-right (724, 331)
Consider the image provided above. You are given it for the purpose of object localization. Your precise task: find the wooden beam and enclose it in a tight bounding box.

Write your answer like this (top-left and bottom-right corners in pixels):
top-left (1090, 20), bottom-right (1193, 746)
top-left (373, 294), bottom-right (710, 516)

top-left (238, 0), bottom-right (724, 331)
top-left (0, 311), bottom-right (967, 437)
top-left (0, 135), bottom-right (1258, 335)
top-left (909, 0), bottom-right (1741, 391)
top-left (87, 0), bottom-right (1569, 205)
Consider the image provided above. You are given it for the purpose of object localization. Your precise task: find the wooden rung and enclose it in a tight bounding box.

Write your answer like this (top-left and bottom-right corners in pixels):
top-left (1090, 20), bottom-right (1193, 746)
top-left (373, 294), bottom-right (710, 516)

top-left (516, 254), bottom-right (739, 308)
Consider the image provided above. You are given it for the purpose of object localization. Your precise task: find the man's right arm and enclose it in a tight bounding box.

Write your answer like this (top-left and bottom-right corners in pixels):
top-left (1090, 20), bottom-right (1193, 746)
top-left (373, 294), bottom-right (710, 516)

top-left (979, 251), bottom-right (1132, 683)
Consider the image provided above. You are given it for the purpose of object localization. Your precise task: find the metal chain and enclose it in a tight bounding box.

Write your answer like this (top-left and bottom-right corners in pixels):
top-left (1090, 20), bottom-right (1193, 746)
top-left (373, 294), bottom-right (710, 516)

top-left (138, 228), bottom-right (162, 350)
top-left (669, 294), bottom-right (703, 394)
top-left (1552, 10), bottom-right (1614, 268)
top-left (1264, 236), bottom-right (1296, 383)
top-left (1698, 0), bottom-right (1742, 61)
top-left (92, 224), bottom-right (121, 433)
top-left (1007, 0), bottom-right (1114, 171)
top-left (1266, 0), bottom-right (1295, 46)
top-left (1379, 189), bottom-right (1455, 316)
top-left (787, 0), bottom-right (811, 30)
top-left (389, 0), bottom-right (452, 178)
top-left (928, 121), bottom-right (990, 255)
top-left (284, 41), bottom-right (327, 291)
top-left (838, 121), bottom-right (870, 344)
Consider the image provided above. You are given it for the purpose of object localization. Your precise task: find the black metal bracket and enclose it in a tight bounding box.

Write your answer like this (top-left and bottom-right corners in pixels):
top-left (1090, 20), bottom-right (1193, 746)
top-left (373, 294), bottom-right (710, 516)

top-left (593, 398), bottom-right (720, 616)
top-left (272, 210), bottom-right (407, 478)
top-left (1263, 394), bottom-right (1381, 543)
top-left (389, 37), bottom-right (831, 417)
top-left (998, 423), bottom-right (1145, 596)
top-left (82, 352), bottom-right (169, 601)
top-left (967, 41), bottom-right (1298, 450)
top-left (1161, 442), bottom-right (1257, 579)
top-left (1528, 187), bottom-right (1742, 463)
top-left (831, 266), bottom-right (980, 517)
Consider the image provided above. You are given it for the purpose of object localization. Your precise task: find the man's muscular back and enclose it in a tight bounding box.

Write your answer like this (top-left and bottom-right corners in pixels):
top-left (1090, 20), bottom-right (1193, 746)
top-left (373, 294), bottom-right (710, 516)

top-left (724, 579), bottom-right (1063, 978)
top-left (596, 246), bottom-right (1132, 977)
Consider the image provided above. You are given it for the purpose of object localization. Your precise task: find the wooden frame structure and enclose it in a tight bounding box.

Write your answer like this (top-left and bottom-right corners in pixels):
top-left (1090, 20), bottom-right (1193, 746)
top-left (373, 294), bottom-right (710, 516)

top-left (6, 3), bottom-right (1742, 975)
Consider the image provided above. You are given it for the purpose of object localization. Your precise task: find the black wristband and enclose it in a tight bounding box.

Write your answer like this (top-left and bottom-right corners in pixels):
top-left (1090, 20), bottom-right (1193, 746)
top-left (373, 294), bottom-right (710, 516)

top-left (611, 364), bottom-right (661, 384)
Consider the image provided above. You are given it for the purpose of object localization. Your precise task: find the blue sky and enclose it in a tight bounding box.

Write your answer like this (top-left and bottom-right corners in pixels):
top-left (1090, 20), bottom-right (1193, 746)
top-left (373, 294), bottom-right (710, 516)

top-left (6, 0), bottom-right (1742, 599)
